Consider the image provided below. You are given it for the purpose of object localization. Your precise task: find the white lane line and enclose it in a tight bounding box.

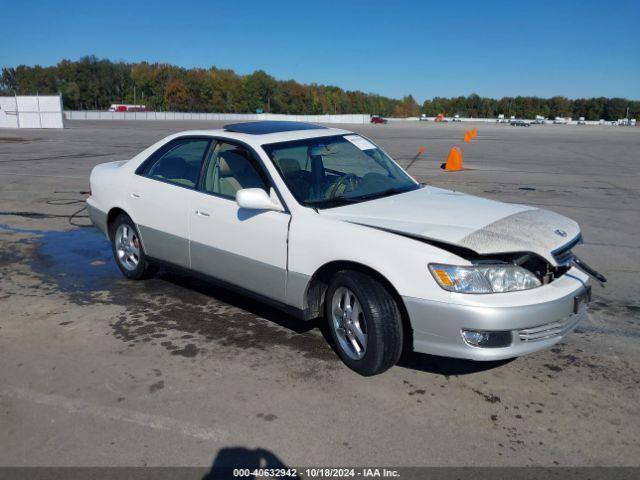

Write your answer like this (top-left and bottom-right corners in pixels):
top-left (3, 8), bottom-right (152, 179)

top-left (0, 172), bottom-right (85, 179)
top-left (0, 385), bottom-right (226, 442)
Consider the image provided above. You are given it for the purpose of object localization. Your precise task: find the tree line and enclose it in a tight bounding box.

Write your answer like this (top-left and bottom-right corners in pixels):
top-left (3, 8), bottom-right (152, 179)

top-left (422, 94), bottom-right (639, 121)
top-left (1, 57), bottom-right (637, 120)
top-left (0, 56), bottom-right (401, 116)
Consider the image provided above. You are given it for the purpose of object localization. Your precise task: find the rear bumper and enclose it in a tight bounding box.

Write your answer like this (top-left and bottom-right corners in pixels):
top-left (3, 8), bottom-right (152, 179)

top-left (86, 199), bottom-right (108, 237)
top-left (403, 273), bottom-right (590, 361)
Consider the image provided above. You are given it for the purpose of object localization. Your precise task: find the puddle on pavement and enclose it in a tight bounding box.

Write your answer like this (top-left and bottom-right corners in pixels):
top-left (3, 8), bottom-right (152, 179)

top-left (30, 227), bottom-right (120, 293)
top-left (1, 224), bottom-right (117, 285)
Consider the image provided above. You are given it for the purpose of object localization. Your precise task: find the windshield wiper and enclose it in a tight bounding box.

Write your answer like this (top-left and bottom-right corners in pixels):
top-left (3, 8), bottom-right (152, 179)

top-left (301, 197), bottom-right (358, 209)
top-left (344, 186), bottom-right (414, 202)
top-left (302, 186), bottom-right (416, 209)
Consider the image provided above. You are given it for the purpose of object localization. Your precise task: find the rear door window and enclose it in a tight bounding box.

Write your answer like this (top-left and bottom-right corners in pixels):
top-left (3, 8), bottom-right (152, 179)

top-left (145, 138), bottom-right (211, 188)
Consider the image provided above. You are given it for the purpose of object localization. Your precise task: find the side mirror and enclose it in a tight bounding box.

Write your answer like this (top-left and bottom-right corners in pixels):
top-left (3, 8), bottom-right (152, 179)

top-left (236, 188), bottom-right (284, 211)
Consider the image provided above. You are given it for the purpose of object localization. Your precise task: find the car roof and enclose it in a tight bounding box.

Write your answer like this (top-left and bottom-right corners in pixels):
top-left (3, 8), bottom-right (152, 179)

top-left (166, 121), bottom-right (353, 146)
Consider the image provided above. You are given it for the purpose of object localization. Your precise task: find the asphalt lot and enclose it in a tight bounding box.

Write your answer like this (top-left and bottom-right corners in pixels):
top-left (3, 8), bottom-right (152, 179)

top-left (0, 120), bottom-right (639, 467)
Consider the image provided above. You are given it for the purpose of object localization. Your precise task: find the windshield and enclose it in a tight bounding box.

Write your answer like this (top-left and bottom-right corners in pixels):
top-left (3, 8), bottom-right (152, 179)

top-left (262, 134), bottom-right (419, 208)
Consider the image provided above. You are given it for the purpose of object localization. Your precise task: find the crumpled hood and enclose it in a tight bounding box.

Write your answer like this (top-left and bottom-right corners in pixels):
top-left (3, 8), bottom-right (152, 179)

top-left (320, 186), bottom-right (580, 265)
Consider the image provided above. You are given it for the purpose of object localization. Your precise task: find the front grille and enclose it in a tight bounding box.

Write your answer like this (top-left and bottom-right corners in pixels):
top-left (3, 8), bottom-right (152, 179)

top-left (518, 311), bottom-right (584, 342)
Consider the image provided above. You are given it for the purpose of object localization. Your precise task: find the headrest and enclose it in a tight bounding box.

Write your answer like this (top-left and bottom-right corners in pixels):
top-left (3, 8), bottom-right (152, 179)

top-left (218, 150), bottom-right (249, 177)
top-left (278, 158), bottom-right (301, 176)
top-left (156, 156), bottom-right (187, 178)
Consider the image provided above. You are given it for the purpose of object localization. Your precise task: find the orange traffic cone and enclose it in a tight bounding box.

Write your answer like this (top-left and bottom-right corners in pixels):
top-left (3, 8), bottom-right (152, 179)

top-left (464, 130), bottom-right (472, 143)
top-left (441, 146), bottom-right (463, 171)
top-left (470, 127), bottom-right (477, 139)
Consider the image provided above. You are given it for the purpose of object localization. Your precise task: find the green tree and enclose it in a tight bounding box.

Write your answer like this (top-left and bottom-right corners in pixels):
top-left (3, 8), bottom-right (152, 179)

top-left (244, 70), bottom-right (278, 112)
top-left (165, 78), bottom-right (189, 111)
top-left (393, 95), bottom-right (420, 117)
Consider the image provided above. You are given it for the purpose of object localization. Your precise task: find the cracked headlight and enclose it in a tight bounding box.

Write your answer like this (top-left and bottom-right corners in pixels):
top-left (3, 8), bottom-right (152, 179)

top-left (429, 263), bottom-right (541, 294)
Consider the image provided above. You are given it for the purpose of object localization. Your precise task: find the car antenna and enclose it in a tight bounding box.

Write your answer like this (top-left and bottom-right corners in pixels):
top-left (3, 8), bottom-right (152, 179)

top-left (404, 146), bottom-right (427, 172)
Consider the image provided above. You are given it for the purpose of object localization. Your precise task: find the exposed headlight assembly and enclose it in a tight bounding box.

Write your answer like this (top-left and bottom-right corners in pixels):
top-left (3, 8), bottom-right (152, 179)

top-left (429, 263), bottom-right (541, 294)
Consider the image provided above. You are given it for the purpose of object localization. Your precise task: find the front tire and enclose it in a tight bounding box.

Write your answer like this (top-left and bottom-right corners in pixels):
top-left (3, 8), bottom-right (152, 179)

top-left (325, 271), bottom-right (403, 376)
top-left (110, 214), bottom-right (156, 280)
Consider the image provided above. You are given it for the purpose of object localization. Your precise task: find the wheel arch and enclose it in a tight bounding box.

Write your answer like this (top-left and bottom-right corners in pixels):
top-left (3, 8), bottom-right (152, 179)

top-left (302, 260), bottom-right (413, 351)
top-left (106, 207), bottom-right (146, 253)
top-left (106, 207), bottom-right (129, 239)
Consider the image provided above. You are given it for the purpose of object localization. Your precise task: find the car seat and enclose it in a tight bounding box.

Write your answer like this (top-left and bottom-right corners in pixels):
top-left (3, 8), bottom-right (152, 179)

top-left (211, 150), bottom-right (265, 197)
top-left (278, 158), bottom-right (311, 200)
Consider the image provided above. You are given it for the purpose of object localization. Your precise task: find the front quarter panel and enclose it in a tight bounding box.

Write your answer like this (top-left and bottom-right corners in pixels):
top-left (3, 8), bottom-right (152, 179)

top-left (286, 209), bottom-right (461, 308)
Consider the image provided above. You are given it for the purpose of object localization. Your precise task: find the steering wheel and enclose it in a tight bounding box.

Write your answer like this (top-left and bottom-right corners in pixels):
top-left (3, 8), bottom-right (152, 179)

top-left (325, 173), bottom-right (360, 200)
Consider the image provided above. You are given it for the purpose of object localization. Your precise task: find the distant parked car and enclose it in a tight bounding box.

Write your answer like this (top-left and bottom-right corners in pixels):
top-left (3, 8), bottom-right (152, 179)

top-left (88, 120), bottom-right (603, 376)
top-left (108, 104), bottom-right (147, 112)
top-left (370, 116), bottom-right (387, 124)
top-left (510, 120), bottom-right (530, 127)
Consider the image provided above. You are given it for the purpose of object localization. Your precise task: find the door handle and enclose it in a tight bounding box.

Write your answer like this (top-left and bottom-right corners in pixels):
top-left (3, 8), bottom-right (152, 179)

top-left (196, 210), bottom-right (210, 217)
top-left (130, 193), bottom-right (141, 198)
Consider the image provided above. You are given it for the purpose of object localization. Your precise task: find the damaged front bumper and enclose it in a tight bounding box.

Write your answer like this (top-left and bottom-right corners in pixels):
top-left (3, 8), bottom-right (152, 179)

top-left (404, 268), bottom-right (592, 361)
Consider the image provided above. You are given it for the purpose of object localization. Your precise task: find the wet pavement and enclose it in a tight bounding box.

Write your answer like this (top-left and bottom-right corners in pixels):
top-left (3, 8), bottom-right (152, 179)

top-left (0, 121), bottom-right (639, 467)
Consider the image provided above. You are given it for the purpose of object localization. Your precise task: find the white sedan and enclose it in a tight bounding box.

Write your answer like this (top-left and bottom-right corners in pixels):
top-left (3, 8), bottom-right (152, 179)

top-left (87, 121), bottom-right (603, 376)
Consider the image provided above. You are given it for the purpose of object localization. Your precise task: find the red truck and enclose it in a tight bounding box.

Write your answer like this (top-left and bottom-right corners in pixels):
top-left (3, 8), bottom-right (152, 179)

top-left (108, 104), bottom-right (147, 112)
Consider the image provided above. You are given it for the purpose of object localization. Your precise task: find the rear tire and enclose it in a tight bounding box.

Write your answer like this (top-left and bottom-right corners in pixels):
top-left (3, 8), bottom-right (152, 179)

top-left (110, 214), bottom-right (156, 280)
top-left (325, 270), bottom-right (403, 376)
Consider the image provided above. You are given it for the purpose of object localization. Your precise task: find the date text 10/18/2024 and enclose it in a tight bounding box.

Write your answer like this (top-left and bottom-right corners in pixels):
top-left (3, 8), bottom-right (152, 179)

top-left (232, 467), bottom-right (401, 478)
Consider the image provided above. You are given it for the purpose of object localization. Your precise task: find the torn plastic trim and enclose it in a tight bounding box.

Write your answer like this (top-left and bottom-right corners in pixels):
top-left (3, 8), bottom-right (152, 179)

top-left (550, 235), bottom-right (607, 285)
top-left (571, 255), bottom-right (607, 285)
top-left (551, 233), bottom-right (583, 264)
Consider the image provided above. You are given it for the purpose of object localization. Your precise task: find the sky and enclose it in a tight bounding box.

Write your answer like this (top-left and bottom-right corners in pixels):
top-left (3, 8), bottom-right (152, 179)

top-left (2, 0), bottom-right (639, 101)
